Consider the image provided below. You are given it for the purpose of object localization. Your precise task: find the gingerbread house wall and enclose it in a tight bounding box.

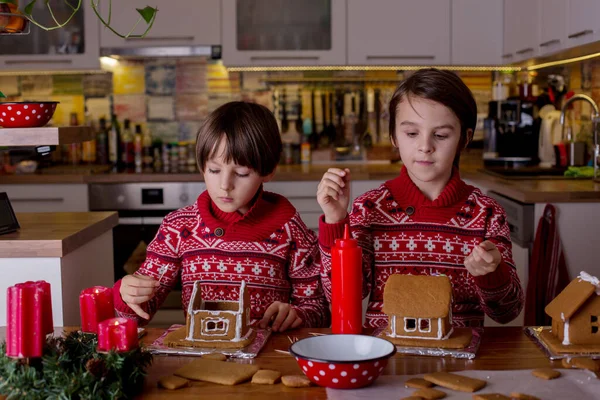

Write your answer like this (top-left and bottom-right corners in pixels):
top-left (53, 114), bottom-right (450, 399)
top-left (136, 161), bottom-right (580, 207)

top-left (567, 296), bottom-right (600, 345)
top-left (187, 311), bottom-right (238, 341)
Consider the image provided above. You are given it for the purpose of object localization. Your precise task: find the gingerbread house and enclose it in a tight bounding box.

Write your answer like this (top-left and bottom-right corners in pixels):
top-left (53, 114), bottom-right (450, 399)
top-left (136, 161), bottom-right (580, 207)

top-left (185, 280), bottom-right (252, 343)
top-left (382, 274), bottom-right (454, 340)
top-left (545, 271), bottom-right (600, 345)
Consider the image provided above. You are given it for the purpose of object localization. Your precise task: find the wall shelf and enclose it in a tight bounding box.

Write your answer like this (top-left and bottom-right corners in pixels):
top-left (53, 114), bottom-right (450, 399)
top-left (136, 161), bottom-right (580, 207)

top-left (0, 126), bottom-right (94, 147)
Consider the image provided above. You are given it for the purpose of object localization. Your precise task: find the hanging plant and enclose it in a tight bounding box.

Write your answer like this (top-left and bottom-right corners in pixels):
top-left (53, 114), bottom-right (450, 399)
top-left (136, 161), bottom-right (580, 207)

top-left (0, 0), bottom-right (158, 38)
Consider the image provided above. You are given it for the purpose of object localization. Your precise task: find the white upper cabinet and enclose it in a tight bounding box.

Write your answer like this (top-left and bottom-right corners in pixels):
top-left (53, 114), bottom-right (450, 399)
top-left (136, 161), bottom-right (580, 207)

top-left (0, 2), bottom-right (99, 71)
top-left (503, 0), bottom-right (539, 62)
top-left (100, 0), bottom-right (221, 48)
top-left (452, 0), bottom-right (503, 65)
top-left (566, 0), bottom-right (600, 48)
top-left (222, 0), bottom-right (346, 66)
top-left (347, 0), bottom-right (450, 65)
top-left (539, 0), bottom-right (567, 56)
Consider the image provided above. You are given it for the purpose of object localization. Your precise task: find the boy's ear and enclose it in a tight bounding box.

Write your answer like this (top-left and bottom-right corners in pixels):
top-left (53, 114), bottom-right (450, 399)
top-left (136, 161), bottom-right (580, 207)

top-left (463, 129), bottom-right (474, 149)
top-left (262, 170), bottom-right (276, 183)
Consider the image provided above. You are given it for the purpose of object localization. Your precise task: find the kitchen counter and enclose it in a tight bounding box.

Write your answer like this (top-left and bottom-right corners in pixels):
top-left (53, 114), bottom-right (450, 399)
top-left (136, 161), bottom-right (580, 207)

top-left (2, 156), bottom-right (600, 203)
top-left (0, 212), bottom-right (118, 257)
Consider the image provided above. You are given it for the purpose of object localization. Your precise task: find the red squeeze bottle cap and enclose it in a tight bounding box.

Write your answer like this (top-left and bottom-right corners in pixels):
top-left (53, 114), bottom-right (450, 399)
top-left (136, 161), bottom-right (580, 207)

top-left (335, 224), bottom-right (358, 248)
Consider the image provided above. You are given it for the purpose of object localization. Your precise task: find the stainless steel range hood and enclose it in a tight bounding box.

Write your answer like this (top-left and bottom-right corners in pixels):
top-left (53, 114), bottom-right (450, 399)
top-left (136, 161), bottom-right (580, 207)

top-left (100, 45), bottom-right (222, 59)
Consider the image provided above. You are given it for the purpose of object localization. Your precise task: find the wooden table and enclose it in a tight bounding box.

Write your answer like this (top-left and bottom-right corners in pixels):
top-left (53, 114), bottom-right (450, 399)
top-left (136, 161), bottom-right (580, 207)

top-left (137, 327), bottom-right (558, 399)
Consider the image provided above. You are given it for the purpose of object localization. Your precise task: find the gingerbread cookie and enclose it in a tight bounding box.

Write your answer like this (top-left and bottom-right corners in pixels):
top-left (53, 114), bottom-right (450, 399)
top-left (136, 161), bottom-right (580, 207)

top-left (158, 375), bottom-right (190, 390)
top-left (174, 358), bottom-right (259, 385)
top-left (251, 369), bottom-right (282, 385)
top-left (510, 393), bottom-right (540, 400)
top-left (472, 395), bottom-right (510, 400)
top-left (531, 368), bottom-right (561, 380)
top-left (405, 377), bottom-right (435, 389)
top-left (281, 375), bottom-right (312, 388)
top-left (412, 387), bottom-right (447, 399)
top-left (561, 357), bottom-right (600, 372)
top-left (423, 372), bottom-right (486, 392)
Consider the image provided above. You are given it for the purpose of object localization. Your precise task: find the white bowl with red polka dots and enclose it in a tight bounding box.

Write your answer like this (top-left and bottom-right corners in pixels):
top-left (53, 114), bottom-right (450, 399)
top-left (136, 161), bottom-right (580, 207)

top-left (289, 334), bottom-right (396, 389)
top-left (0, 102), bottom-right (59, 128)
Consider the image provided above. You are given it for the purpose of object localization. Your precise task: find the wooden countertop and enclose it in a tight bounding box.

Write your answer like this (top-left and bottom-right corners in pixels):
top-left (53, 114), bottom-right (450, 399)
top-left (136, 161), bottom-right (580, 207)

top-left (139, 327), bottom-right (561, 399)
top-left (0, 326), bottom-right (566, 399)
top-left (0, 212), bottom-right (118, 257)
top-left (1, 157), bottom-right (600, 203)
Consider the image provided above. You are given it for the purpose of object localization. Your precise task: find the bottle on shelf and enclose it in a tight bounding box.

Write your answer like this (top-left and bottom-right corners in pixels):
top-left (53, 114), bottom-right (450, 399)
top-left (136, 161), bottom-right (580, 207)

top-left (68, 112), bottom-right (81, 165)
top-left (81, 108), bottom-right (96, 164)
top-left (134, 124), bottom-right (143, 173)
top-left (96, 117), bottom-right (109, 165)
top-left (108, 114), bottom-right (121, 170)
top-left (121, 119), bottom-right (134, 171)
top-left (142, 128), bottom-right (153, 171)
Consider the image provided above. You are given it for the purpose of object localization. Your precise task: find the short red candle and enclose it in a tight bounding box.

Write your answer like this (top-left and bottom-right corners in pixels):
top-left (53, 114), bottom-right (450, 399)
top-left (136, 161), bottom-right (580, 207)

top-left (97, 318), bottom-right (138, 352)
top-left (6, 282), bottom-right (46, 358)
top-left (79, 286), bottom-right (114, 334)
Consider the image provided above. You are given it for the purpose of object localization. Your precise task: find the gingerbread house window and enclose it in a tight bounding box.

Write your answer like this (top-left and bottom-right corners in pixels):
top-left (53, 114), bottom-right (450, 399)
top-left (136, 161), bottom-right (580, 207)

top-left (592, 316), bottom-right (598, 323)
top-left (203, 319), bottom-right (227, 334)
top-left (404, 318), bottom-right (417, 332)
top-left (418, 318), bottom-right (431, 333)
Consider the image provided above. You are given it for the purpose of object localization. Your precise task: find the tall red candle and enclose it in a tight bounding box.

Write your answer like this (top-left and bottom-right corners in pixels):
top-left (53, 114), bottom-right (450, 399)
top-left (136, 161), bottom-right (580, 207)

top-left (79, 286), bottom-right (114, 334)
top-left (331, 224), bottom-right (363, 334)
top-left (97, 318), bottom-right (138, 352)
top-left (6, 282), bottom-right (46, 358)
top-left (25, 280), bottom-right (53, 335)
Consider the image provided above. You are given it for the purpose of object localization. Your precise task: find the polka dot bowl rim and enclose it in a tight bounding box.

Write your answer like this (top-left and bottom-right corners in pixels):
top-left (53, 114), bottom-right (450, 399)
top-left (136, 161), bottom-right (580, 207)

top-left (289, 334), bottom-right (396, 364)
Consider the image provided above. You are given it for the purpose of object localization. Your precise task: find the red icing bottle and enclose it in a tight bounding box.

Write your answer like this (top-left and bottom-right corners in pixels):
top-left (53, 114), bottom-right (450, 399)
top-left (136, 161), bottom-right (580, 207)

top-left (331, 224), bottom-right (363, 334)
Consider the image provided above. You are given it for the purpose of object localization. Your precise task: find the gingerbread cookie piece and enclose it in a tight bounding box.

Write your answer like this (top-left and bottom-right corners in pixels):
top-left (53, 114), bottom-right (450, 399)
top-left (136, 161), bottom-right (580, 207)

top-left (405, 377), bottom-right (435, 389)
top-left (251, 369), bottom-right (282, 385)
top-left (174, 358), bottom-right (259, 385)
top-left (472, 395), bottom-right (510, 400)
top-left (281, 375), bottom-right (312, 388)
top-left (423, 372), bottom-right (486, 392)
top-left (562, 357), bottom-right (600, 372)
top-left (158, 375), bottom-right (190, 390)
top-left (412, 387), bottom-right (447, 399)
top-left (510, 393), bottom-right (540, 400)
top-left (531, 368), bottom-right (561, 380)
top-left (401, 397), bottom-right (425, 400)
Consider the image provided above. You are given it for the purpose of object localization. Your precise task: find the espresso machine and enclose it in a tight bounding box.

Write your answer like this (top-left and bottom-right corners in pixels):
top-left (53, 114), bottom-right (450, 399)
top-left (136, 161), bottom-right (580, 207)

top-left (483, 99), bottom-right (540, 168)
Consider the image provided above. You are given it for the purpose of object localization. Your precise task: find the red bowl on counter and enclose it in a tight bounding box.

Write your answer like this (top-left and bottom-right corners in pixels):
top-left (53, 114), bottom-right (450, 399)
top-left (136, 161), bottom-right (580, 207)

top-left (0, 101), bottom-right (59, 128)
top-left (289, 334), bottom-right (396, 389)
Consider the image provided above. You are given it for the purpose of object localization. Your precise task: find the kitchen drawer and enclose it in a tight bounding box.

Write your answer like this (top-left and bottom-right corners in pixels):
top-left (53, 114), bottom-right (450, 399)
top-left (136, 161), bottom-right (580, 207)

top-left (3, 184), bottom-right (89, 213)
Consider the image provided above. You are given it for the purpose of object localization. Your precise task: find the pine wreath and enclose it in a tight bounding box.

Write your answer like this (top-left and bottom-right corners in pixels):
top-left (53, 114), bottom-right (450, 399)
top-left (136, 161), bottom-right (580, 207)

top-left (0, 331), bottom-right (153, 400)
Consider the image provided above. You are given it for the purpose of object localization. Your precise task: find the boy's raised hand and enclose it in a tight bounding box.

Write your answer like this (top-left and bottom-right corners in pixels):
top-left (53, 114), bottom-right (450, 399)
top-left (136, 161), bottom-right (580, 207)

top-left (120, 274), bottom-right (160, 320)
top-left (464, 240), bottom-right (502, 277)
top-left (317, 168), bottom-right (351, 223)
top-left (259, 301), bottom-right (303, 332)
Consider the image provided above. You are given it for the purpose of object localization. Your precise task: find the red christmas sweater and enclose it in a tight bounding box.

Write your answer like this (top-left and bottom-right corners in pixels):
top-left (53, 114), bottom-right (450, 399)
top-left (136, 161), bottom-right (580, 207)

top-left (319, 166), bottom-right (524, 328)
top-left (114, 188), bottom-right (330, 328)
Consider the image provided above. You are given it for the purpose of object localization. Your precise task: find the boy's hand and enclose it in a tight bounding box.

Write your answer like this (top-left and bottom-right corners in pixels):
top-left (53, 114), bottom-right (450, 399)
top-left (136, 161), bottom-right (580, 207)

top-left (317, 168), bottom-right (351, 223)
top-left (120, 274), bottom-right (160, 320)
top-left (464, 240), bottom-right (502, 277)
top-left (259, 301), bottom-right (303, 332)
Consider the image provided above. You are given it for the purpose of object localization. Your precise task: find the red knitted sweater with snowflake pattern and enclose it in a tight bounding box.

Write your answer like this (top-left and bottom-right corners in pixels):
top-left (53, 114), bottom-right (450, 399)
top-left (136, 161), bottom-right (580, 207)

top-left (319, 166), bottom-right (524, 328)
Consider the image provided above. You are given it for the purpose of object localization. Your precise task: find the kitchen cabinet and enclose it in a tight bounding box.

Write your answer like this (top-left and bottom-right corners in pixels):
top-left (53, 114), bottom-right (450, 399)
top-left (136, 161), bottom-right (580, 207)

top-left (539, 0), bottom-right (567, 56)
top-left (347, 0), bottom-right (450, 65)
top-left (0, 2), bottom-right (99, 71)
top-left (503, 0), bottom-right (539, 63)
top-left (451, 0), bottom-right (503, 65)
top-left (566, 0), bottom-right (600, 48)
top-left (222, 0), bottom-right (346, 66)
top-left (3, 184), bottom-right (89, 213)
top-left (100, 0), bottom-right (221, 49)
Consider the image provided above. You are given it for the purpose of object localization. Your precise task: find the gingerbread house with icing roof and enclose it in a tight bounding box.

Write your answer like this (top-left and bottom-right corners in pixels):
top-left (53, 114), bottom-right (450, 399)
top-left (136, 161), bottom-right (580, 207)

top-left (545, 271), bottom-right (600, 345)
top-left (382, 274), bottom-right (454, 340)
top-left (185, 280), bottom-right (252, 343)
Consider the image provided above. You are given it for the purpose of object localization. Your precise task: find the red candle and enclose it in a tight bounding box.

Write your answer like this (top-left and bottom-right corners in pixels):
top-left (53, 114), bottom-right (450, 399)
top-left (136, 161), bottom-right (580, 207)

top-left (6, 282), bottom-right (46, 358)
top-left (97, 318), bottom-right (138, 352)
top-left (25, 280), bottom-right (53, 335)
top-left (79, 286), bottom-right (114, 334)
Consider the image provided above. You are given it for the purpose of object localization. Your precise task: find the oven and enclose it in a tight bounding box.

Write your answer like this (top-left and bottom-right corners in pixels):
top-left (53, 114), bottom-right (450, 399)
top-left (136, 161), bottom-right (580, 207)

top-left (89, 182), bottom-right (205, 322)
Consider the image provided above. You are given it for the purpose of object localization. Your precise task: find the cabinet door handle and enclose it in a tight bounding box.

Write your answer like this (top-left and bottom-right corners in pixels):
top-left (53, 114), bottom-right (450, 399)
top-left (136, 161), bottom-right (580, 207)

top-left (540, 39), bottom-right (560, 47)
top-left (568, 29), bottom-right (593, 39)
top-left (125, 36), bottom-right (194, 42)
top-left (12, 198), bottom-right (64, 202)
top-left (502, 53), bottom-right (513, 59)
top-left (249, 56), bottom-right (320, 62)
top-left (515, 47), bottom-right (534, 55)
top-left (5, 59), bottom-right (73, 65)
top-left (366, 55), bottom-right (435, 60)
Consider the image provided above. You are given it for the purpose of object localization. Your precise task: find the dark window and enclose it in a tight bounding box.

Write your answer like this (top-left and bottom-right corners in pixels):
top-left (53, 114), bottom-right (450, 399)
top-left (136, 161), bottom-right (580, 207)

top-left (419, 319), bottom-right (430, 332)
top-left (592, 316), bottom-right (598, 323)
top-left (207, 321), bottom-right (216, 330)
top-left (593, 326), bottom-right (599, 334)
top-left (405, 318), bottom-right (416, 330)
top-left (216, 321), bottom-right (224, 330)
